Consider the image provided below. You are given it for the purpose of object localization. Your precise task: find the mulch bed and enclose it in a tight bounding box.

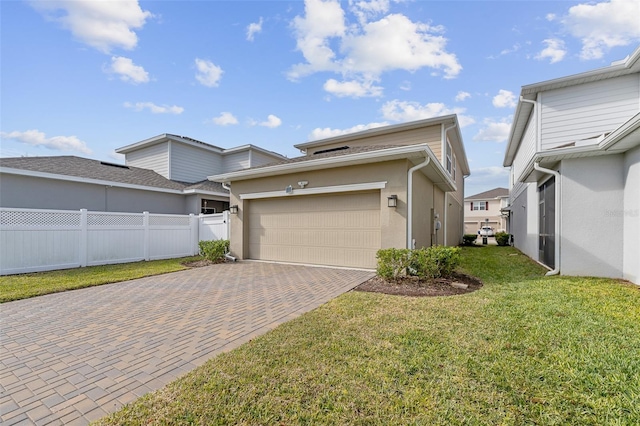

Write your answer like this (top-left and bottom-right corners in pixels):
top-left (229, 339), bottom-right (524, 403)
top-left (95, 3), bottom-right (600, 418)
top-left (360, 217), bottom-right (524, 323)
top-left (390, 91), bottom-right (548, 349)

top-left (354, 272), bottom-right (483, 297)
top-left (182, 259), bottom-right (221, 268)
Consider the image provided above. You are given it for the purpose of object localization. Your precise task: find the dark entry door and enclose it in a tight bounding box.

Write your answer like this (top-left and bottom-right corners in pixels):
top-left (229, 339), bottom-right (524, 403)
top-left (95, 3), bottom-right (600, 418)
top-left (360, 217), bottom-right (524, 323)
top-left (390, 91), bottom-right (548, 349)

top-left (539, 177), bottom-right (555, 269)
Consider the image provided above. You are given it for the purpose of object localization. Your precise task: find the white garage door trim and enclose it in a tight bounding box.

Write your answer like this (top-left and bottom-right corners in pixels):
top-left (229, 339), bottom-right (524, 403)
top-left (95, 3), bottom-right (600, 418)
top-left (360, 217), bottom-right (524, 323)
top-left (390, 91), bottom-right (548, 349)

top-left (240, 181), bottom-right (387, 200)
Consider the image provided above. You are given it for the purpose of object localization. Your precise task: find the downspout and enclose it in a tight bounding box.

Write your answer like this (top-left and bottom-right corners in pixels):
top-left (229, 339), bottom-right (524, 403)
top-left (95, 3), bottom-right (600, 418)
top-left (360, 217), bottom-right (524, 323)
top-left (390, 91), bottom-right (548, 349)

top-left (533, 162), bottom-right (560, 276)
top-left (441, 122), bottom-right (457, 246)
top-left (407, 152), bottom-right (431, 249)
top-left (220, 181), bottom-right (237, 261)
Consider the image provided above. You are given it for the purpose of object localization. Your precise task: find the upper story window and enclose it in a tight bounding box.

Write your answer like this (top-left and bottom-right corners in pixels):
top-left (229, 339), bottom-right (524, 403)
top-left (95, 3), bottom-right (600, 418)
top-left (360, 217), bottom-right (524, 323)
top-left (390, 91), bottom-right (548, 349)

top-left (471, 201), bottom-right (488, 211)
top-left (446, 141), bottom-right (452, 175)
top-left (452, 154), bottom-right (457, 181)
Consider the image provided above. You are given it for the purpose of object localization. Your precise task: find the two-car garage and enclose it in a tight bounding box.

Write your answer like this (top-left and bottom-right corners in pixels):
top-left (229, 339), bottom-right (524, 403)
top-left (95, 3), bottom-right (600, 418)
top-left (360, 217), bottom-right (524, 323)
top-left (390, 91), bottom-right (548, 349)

top-left (248, 191), bottom-right (381, 269)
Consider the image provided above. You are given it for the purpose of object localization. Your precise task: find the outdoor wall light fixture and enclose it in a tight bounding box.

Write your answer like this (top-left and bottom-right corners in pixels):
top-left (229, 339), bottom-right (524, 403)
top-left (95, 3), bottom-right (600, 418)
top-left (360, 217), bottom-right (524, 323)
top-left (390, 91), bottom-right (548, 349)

top-left (387, 194), bottom-right (398, 208)
top-left (229, 205), bottom-right (238, 214)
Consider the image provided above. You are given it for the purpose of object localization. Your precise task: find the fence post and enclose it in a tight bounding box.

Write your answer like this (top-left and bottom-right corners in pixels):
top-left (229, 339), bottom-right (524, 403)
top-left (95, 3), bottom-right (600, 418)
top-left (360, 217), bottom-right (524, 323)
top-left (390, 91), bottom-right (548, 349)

top-left (223, 210), bottom-right (230, 240)
top-left (190, 214), bottom-right (198, 255)
top-left (143, 211), bottom-right (150, 261)
top-left (79, 209), bottom-right (88, 267)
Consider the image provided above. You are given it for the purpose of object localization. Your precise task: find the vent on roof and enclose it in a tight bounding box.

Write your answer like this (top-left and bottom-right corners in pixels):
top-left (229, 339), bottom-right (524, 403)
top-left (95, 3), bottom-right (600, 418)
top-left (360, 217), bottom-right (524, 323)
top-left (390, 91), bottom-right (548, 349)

top-left (100, 161), bottom-right (130, 169)
top-left (313, 146), bottom-right (349, 155)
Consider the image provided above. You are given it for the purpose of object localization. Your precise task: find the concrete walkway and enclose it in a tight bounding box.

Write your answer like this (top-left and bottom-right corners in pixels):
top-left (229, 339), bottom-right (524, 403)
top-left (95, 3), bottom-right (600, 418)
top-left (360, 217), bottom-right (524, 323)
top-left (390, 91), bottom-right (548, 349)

top-left (1, 262), bottom-right (373, 425)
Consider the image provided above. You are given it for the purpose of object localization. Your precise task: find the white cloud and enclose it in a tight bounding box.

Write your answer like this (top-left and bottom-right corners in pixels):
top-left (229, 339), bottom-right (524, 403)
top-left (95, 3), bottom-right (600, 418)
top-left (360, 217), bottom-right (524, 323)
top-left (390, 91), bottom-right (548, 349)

top-left (349, 0), bottom-right (391, 24)
top-left (323, 78), bottom-right (383, 98)
top-left (455, 91), bottom-right (471, 102)
top-left (308, 121), bottom-right (388, 140)
top-left (546, 13), bottom-right (557, 22)
top-left (212, 112), bottom-right (238, 126)
top-left (473, 119), bottom-right (512, 143)
top-left (380, 100), bottom-right (475, 127)
top-left (29, 0), bottom-right (152, 53)
top-left (492, 89), bottom-right (517, 108)
top-left (289, 0), bottom-right (346, 80)
top-left (535, 38), bottom-right (567, 63)
top-left (195, 58), bottom-right (223, 87)
top-left (107, 56), bottom-right (149, 84)
top-left (124, 102), bottom-right (184, 114)
top-left (399, 80), bottom-right (411, 91)
top-left (288, 0), bottom-right (461, 93)
top-left (251, 114), bottom-right (282, 128)
top-left (562, 0), bottom-right (640, 60)
top-left (0, 129), bottom-right (92, 154)
top-left (247, 17), bottom-right (263, 41)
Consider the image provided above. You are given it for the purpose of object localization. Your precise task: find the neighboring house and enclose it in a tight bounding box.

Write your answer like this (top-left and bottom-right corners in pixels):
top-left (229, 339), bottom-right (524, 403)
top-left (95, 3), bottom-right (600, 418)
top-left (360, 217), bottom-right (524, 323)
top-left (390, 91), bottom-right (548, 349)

top-left (0, 134), bottom-right (286, 214)
top-left (209, 115), bottom-right (470, 269)
top-left (504, 45), bottom-right (640, 284)
top-left (464, 187), bottom-right (509, 235)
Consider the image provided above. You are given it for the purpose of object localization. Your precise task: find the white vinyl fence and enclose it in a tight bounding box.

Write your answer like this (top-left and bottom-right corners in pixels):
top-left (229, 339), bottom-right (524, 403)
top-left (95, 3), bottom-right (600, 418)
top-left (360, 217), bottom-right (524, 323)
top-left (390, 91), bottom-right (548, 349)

top-left (0, 208), bottom-right (230, 275)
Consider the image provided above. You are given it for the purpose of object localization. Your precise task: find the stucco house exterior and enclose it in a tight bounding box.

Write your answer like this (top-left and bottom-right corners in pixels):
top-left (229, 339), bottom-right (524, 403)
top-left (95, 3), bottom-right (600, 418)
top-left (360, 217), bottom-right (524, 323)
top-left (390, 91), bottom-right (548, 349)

top-left (209, 115), bottom-right (470, 269)
top-left (463, 187), bottom-right (509, 235)
top-left (503, 45), bottom-right (640, 284)
top-left (0, 134), bottom-right (285, 214)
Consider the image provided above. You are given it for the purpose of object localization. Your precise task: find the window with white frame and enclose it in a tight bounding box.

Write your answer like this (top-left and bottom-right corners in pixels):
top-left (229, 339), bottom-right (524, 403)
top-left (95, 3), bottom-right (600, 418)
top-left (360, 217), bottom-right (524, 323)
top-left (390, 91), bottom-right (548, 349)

top-left (452, 154), bottom-right (457, 181)
top-left (446, 141), bottom-right (452, 175)
top-left (471, 201), bottom-right (488, 211)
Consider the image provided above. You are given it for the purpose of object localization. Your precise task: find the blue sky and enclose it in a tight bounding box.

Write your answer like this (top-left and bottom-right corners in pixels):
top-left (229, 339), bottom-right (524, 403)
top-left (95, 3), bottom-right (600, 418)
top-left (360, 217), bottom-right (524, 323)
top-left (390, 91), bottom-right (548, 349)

top-left (2, 0), bottom-right (639, 196)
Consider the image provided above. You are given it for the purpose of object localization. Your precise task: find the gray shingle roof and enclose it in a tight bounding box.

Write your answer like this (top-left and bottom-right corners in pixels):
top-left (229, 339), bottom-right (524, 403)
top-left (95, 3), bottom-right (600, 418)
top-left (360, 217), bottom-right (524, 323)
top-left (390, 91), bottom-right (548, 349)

top-left (0, 156), bottom-right (228, 194)
top-left (465, 187), bottom-right (509, 201)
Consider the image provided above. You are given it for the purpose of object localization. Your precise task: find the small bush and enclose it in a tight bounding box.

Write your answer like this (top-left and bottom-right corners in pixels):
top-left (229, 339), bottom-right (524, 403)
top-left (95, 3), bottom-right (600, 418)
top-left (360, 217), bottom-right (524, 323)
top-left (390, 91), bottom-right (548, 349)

top-left (495, 232), bottom-right (510, 246)
top-left (462, 234), bottom-right (477, 246)
top-left (199, 240), bottom-right (230, 262)
top-left (377, 246), bottom-right (461, 280)
top-left (376, 248), bottom-right (412, 280)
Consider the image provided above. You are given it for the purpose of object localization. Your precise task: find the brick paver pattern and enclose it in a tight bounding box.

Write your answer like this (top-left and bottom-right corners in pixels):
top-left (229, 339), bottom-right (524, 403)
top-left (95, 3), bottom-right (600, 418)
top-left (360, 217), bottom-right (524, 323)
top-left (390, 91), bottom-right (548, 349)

top-left (1, 262), bottom-right (373, 425)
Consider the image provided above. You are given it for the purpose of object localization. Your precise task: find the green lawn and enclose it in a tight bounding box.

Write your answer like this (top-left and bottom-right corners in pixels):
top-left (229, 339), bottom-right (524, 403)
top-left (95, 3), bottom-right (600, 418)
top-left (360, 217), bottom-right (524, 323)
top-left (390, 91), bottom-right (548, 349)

top-left (95, 246), bottom-right (640, 425)
top-left (0, 256), bottom-right (202, 303)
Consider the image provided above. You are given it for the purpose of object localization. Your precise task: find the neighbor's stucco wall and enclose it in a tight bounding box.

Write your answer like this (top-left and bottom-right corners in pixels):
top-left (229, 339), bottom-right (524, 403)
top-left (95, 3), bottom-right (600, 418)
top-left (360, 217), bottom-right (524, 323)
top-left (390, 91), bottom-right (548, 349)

top-left (623, 145), bottom-right (640, 284)
top-left (560, 155), bottom-right (624, 279)
top-left (509, 183), bottom-right (539, 261)
top-left (0, 173), bottom-right (187, 214)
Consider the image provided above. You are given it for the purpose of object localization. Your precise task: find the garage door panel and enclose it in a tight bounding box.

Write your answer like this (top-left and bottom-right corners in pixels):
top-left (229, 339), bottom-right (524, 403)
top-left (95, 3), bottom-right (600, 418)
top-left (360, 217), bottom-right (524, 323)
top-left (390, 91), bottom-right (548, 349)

top-left (249, 191), bottom-right (381, 268)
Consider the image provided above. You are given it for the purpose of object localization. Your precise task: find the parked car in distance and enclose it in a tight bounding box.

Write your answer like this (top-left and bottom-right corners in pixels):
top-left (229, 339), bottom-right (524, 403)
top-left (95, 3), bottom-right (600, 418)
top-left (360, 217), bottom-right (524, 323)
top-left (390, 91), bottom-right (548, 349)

top-left (478, 226), bottom-right (495, 237)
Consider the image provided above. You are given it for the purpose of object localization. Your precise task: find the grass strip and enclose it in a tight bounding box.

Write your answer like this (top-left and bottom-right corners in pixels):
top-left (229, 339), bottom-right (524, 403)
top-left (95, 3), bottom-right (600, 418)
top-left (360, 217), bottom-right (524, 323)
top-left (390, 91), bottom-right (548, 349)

top-left (0, 256), bottom-right (202, 303)
top-left (95, 246), bottom-right (640, 425)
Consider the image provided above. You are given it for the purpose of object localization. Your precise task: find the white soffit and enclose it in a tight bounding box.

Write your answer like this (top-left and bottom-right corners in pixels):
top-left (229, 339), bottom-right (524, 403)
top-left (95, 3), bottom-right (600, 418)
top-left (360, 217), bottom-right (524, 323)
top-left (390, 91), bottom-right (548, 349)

top-left (240, 181), bottom-right (387, 200)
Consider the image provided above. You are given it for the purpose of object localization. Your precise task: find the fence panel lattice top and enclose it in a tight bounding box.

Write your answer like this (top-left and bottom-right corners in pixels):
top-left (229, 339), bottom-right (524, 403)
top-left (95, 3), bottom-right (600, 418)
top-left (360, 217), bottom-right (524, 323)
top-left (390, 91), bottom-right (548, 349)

top-left (0, 209), bottom-right (81, 227)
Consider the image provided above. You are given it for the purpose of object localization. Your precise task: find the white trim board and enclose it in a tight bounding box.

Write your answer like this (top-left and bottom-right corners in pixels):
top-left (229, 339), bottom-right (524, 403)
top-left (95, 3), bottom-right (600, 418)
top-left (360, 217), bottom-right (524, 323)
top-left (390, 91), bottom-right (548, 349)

top-left (240, 181), bottom-right (387, 200)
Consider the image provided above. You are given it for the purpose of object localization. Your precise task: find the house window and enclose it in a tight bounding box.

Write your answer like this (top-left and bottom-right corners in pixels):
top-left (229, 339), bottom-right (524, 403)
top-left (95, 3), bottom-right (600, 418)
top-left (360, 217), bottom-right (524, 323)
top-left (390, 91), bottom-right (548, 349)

top-left (471, 201), bottom-right (488, 211)
top-left (446, 142), bottom-right (452, 175)
top-left (201, 199), bottom-right (216, 214)
top-left (452, 154), bottom-right (457, 181)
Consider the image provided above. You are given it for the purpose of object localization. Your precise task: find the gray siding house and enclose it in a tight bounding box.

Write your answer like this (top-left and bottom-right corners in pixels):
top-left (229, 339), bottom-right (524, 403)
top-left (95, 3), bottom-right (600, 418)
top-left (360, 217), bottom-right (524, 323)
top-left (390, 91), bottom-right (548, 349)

top-left (504, 45), bottom-right (640, 284)
top-left (0, 134), bottom-right (286, 215)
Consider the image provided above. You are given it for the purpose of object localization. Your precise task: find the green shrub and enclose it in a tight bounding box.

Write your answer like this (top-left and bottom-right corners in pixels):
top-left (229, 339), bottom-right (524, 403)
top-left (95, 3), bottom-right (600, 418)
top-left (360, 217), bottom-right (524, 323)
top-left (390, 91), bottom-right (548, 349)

top-left (376, 248), bottom-right (412, 280)
top-left (495, 232), bottom-right (510, 246)
top-left (377, 246), bottom-right (461, 281)
top-left (198, 240), bottom-right (230, 262)
top-left (462, 234), bottom-right (477, 246)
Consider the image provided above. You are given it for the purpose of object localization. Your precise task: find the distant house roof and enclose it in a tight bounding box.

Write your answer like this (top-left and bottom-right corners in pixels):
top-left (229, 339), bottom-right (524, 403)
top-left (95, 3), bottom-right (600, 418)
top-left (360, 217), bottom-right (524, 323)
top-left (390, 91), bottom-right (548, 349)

top-left (465, 187), bottom-right (509, 201)
top-left (0, 156), bottom-right (228, 196)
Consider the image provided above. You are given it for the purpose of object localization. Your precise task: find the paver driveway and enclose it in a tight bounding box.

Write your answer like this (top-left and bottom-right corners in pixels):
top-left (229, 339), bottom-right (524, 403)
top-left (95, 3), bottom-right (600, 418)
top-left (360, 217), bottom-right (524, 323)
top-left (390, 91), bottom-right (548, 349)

top-left (0, 262), bottom-right (373, 425)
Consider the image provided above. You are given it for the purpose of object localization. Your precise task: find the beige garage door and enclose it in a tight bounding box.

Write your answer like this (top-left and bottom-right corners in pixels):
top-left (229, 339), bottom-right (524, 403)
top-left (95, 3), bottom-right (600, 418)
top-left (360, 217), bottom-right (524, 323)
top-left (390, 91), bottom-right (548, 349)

top-left (249, 191), bottom-right (381, 268)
